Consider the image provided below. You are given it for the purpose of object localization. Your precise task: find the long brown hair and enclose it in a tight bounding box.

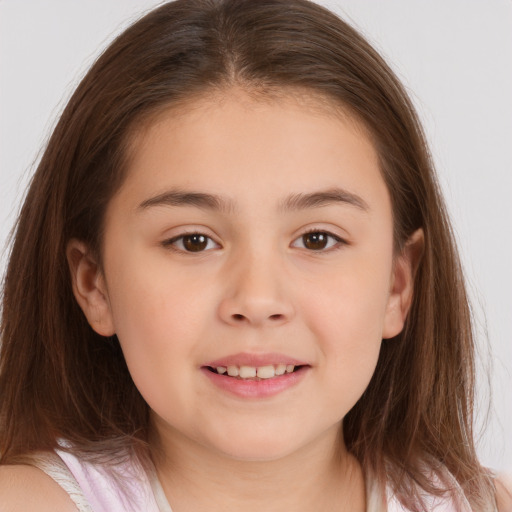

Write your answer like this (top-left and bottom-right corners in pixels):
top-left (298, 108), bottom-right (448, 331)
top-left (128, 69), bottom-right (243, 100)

top-left (0, 0), bottom-right (495, 508)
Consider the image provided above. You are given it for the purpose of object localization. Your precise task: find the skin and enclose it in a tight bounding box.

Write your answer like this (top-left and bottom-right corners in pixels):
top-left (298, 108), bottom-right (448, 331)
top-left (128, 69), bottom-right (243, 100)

top-left (496, 476), bottom-right (512, 511)
top-left (65, 89), bottom-right (423, 511)
top-left (1, 89), bottom-right (509, 511)
top-left (0, 465), bottom-right (77, 512)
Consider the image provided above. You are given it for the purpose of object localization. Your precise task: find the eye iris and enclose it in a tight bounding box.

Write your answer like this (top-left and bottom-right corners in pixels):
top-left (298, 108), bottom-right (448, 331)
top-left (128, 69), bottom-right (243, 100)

top-left (303, 232), bottom-right (328, 250)
top-left (183, 234), bottom-right (208, 252)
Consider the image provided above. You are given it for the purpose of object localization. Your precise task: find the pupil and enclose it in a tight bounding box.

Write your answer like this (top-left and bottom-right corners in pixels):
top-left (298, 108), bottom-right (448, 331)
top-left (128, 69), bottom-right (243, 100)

top-left (304, 232), bottom-right (327, 250)
top-left (183, 234), bottom-right (207, 252)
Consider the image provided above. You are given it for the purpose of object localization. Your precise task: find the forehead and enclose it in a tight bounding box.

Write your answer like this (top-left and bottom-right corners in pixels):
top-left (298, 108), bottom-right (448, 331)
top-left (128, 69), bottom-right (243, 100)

top-left (115, 87), bottom-right (388, 214)
top-left (127, 87), bottom-right (373, 166)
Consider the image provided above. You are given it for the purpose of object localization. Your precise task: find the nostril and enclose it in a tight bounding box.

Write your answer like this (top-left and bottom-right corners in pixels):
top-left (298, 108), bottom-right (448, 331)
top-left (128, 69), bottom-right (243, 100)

top-left (232, 313), bottom-right (245, 322)
top-left (269, 314), bottom-right (284, 321)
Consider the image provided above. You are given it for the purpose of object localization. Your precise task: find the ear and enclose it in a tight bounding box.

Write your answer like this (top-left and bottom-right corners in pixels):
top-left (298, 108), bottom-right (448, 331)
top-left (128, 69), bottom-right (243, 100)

top-left (382, 228), bottom-right (424, 339)
top-left (66, 239), bottom-right (115, 337)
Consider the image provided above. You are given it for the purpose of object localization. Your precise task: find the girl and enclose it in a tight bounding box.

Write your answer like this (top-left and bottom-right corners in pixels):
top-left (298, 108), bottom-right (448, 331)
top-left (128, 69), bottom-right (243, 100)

top-left (0, 0), bottom-right (509, 510)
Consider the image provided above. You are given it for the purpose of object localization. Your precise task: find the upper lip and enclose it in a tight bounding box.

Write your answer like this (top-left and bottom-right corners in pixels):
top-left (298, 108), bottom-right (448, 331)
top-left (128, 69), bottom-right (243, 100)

top-left (203, 352), bottom-right (309, 368)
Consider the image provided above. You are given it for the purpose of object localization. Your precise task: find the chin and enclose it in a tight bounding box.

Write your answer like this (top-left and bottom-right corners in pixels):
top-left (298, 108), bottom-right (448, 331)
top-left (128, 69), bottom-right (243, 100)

top-left (207, 427), bottom-right (306, 463)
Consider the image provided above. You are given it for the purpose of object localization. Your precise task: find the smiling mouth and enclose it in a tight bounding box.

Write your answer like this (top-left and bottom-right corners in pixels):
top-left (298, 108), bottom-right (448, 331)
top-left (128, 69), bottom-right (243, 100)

top-left (205, 364), bottom-right (306, 380)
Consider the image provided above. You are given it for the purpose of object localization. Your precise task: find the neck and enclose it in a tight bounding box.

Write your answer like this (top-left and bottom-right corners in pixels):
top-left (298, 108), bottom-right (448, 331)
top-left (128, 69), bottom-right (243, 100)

top-left (150, 423), bottom-right (366, 512)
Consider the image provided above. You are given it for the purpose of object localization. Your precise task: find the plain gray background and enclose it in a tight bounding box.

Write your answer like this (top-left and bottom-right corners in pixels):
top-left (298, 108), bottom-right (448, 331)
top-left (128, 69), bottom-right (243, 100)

top-left (1, 0), bottom-right (511, 474)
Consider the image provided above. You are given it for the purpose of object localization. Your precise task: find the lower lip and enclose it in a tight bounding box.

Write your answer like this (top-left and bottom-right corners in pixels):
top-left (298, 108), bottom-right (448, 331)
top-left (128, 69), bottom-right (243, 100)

top-left (201, 367), bottom-right (309, 398)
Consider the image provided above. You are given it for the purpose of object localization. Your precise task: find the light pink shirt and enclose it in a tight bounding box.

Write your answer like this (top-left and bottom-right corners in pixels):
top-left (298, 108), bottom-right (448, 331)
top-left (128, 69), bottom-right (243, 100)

top-left (33, 449), bottom-right (481, 511)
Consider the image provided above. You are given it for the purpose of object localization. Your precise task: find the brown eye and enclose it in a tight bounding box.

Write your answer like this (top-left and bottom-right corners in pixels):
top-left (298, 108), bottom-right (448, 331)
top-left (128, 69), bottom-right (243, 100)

top-left (302, 232), bottom-right (328, 250)
top-left (291, 231), bottom-right (343, 251)
top-left (165, 233), bottom-right (218, 252)
top-left (182, 234), bottom-right (208, 252)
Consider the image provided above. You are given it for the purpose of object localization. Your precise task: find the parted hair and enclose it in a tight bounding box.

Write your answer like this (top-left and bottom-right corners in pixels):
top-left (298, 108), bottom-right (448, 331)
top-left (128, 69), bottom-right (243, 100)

top-left (0, 0), bottom-right (495, 509)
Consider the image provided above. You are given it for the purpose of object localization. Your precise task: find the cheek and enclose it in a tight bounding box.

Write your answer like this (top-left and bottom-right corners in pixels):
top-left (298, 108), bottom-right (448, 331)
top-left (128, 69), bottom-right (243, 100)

top-left (302, 257), bottom-right (391, 345)
top-left (299, 254), bottom-right (391, 408)
top-left (103, 258), bottom-right (214, 407)
top-left (106, 250), bottom-right (213, 337)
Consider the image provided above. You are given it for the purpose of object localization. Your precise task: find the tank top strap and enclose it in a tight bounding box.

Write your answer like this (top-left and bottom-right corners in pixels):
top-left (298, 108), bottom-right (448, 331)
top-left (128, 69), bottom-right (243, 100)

top-left (27, 448), bottom-right (166, 512)
top-left (27, 451), bottom-right (93, 512)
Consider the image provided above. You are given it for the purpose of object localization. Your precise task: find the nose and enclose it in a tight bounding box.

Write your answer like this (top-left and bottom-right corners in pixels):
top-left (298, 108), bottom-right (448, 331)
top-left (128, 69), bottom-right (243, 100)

top-left (217, 252), bottom-right (295, 327)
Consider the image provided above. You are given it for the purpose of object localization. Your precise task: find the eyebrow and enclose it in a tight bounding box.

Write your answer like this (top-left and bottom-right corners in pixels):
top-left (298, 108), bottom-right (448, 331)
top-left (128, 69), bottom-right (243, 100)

top-left (138, 190), bottom-right (236, 213)
top-left (279, 188), bottom-right (369, 212)
top-left (138, 187), bottom-right (369, 213)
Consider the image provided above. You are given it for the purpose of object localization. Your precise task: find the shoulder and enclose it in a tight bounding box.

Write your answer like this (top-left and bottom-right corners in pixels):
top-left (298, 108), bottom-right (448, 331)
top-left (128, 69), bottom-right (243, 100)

top-left (496, 474), bottom-right (512, 512)
top-left (0, 464), bottom-right (77, 512)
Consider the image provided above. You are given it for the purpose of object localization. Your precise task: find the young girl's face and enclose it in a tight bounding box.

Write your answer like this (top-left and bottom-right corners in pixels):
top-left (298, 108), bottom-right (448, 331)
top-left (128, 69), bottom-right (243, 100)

top-left (71, 89), bottom-right (416, 462)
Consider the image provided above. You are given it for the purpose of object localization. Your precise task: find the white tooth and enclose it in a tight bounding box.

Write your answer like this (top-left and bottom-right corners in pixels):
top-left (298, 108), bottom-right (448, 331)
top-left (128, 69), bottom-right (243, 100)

top-left (257, 365), bottom-right (276, 379)
top-left (227, 366), bottom-right (239, 377)
top-left (275, 364), bottom-right (286, 376)
top-left (216, 366), bottom-right (227, 374)
top-left (286, 364), bottom-right (295, 373)
top-left (239, 366), bottom-right (257, 378)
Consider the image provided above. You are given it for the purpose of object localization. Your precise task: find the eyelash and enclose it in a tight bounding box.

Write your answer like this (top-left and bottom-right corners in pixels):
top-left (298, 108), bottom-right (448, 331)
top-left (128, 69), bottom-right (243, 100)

top-left (162, 229), bottom-right (347, 253)
top-left (291, 229), bottom-right (347, 252)
top-left (162, 232), bottom-right (220, 253)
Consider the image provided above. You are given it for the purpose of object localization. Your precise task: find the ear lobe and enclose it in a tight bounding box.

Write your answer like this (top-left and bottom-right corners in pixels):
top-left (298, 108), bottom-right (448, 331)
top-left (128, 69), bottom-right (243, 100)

top-left (382, 228), bottom-right (424, 339)
top-left (66, 239), bottom-right (115, 337)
